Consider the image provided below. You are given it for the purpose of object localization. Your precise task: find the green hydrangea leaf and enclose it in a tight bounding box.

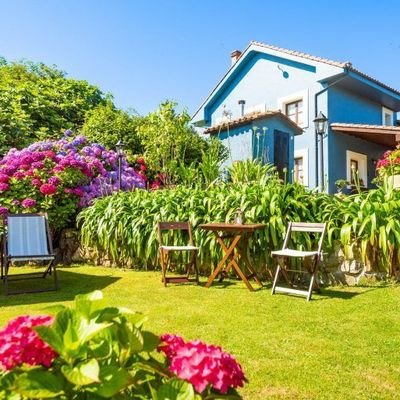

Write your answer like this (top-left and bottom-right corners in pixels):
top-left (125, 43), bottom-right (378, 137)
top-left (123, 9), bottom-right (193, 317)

top-left (15, 370), bottom-right (64, 398)
top-left (61, 358), bottom-right (100, 386)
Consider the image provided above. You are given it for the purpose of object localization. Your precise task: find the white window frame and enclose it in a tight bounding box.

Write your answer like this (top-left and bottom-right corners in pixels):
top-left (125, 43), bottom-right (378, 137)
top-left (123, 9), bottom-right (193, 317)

top-left (346, 150), bottom-right (367, 187)
top-left (382, 106), bottom-right (394, 126)
top-left (278, 90), bottom-right (309, 128)
top-left (294, 148), bottom-right (308, 186)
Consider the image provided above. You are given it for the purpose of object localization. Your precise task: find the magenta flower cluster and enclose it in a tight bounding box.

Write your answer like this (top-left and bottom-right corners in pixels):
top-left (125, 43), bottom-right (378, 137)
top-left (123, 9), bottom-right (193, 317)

top-left (159, 334), bottom-right (247, 394)
top-left (0, 315), bottom-right (57, 370)
top-left (0, 131), bottom-right (146, 217)
top-left (376, 147), bottom-right (400, 176)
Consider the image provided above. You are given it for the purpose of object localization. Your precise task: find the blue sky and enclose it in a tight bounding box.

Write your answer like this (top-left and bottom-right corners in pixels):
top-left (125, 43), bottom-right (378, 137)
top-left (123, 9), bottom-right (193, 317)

top-left (1, 0), bottom-right (399, 115)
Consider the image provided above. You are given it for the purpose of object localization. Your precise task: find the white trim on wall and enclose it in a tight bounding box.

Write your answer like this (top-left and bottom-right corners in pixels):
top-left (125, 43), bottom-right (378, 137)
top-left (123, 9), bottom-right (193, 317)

top-left (277, 89), bottom-right (309, 128)
top-left (294, 148), bottom-right (309, 186)
top-left (346, 150), bottom-right (367, 187)
top-left (382, 106), bottom-right (394, 126)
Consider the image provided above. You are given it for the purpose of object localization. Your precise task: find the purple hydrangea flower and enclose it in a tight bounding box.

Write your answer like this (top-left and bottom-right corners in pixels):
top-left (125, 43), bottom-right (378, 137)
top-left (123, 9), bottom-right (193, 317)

top-left (21, 198), bottom-right (37, 209)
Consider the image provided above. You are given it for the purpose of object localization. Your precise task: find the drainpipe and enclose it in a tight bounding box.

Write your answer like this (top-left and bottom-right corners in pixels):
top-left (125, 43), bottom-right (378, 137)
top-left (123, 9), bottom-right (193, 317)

top-left (314, 65), bottom-right (351, 188)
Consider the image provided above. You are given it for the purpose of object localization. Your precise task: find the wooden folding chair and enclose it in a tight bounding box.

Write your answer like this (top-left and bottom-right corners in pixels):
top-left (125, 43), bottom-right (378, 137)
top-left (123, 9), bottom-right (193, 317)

top-left (1, 213), bottom-right (58, 295)
top-left (271, 222), bottom-right (326, 301)
top-left (157, 222), bottom-right (199, 287)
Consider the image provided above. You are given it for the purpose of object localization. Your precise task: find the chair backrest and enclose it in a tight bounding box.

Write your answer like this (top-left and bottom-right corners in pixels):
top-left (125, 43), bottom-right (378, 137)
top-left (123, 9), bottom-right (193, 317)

top-left (6, 214), bottom-right (52, 257)
top-left (282, 222), bottom-right (326, 254)
top-left (157, 221), bottom-right (194, 246)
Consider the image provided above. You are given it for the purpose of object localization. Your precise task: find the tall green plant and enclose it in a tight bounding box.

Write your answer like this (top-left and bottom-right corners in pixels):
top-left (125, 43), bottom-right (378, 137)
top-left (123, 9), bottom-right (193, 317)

top-left (227, 160), bottom-right (278, 185)
top-left (78, 182), bottom-right (325, 275)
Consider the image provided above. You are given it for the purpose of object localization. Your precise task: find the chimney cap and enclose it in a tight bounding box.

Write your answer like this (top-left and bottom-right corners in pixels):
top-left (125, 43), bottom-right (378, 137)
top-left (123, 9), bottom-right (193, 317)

top-left (231, 50), bottom-right (242, 58)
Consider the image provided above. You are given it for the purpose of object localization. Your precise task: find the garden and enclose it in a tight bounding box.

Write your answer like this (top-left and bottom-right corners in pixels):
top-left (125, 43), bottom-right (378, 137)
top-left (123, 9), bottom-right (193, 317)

top-left (0, 59), bottom-right (400, 399)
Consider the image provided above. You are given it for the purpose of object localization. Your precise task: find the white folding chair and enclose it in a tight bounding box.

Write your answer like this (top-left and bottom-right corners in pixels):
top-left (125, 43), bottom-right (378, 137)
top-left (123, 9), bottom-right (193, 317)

top-left (1, 213), bottom-right (58, 295)
top-left (271, 222), bottom-right (326, 301)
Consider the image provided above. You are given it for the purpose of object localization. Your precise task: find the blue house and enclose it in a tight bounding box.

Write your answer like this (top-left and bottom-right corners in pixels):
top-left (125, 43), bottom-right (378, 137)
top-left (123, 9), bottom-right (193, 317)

top-left (192, 41), bottom-right (400, 192)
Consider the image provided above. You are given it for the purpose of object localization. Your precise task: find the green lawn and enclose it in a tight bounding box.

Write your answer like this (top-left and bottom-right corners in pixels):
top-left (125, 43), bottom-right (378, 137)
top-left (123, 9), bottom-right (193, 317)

top-left (1, 265), bottom-right (400, 399)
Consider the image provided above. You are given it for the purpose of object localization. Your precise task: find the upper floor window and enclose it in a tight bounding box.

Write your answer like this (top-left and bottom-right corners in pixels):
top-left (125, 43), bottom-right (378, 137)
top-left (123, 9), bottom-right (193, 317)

top-left (382, 107), bottom-right (394, 126)
top-left (278, 90), bottom-right (309, 128)
top-left (285, 100), bottom-right (303, 126)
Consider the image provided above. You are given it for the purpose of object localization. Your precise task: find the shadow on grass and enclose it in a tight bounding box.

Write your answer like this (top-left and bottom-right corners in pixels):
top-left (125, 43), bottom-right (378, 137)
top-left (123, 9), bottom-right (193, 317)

top-left (1, 269), bottom-right (121, 306)
top-left (317, 287), bottom-right (376, 300)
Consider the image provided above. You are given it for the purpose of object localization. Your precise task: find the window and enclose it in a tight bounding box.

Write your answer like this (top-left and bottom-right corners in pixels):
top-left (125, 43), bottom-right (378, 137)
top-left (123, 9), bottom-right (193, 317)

top-left (285, 100), bottom-right (303, 126)
top-left (382, 107), bottom-right (394, 126)
top-left (346, 150), bottom-right (367, 187)
top-left (278, 90), bottom-right (309, 128)
top-left (294, 149), bottom-right (308, 186)
top-left (294, 157), bottom-right (304, 184)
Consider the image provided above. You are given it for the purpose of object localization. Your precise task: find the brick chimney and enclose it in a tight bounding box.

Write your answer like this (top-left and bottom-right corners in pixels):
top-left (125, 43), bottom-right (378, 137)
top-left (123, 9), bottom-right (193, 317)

top-left (231, 50), bottom-right (242, 65)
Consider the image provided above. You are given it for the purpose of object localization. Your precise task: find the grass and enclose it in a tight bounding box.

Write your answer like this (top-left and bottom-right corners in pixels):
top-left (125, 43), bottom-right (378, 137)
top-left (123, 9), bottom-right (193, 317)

top-left (1, 265), bottom-right (400, 399)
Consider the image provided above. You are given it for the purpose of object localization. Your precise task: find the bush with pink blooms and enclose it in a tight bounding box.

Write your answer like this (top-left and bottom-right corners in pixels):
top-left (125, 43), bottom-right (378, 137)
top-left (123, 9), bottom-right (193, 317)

top-left (0, 131), bottom-right (146, 231)
top-left (376, 146), bottom-right (400, 177)
top-left (159, 334), bottom-right (247, 395)
top-left (0, 291), bottom-right (246, 399)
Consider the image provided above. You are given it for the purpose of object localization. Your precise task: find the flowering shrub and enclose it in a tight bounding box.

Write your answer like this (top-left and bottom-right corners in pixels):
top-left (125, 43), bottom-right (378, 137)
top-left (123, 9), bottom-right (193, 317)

top-left (376, 147), bottom-right (400, 177)
top-left (0, 291), bottom-right (246, 399)
top-left (0, 131), bottom-right (145, 230)
top-left (159, 334), bottom-right (246, 394)
top-left (0, 315), bottom-right (56, 370)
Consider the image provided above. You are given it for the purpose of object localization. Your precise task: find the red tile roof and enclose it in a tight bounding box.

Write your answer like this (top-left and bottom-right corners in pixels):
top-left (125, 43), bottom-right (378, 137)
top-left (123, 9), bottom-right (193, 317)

top-left (204, 110), bottom-right (303, 135)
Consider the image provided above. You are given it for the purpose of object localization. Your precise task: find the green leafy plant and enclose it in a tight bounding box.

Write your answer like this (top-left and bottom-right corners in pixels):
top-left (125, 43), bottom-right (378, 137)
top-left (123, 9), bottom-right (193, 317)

top-left (0, 291), bottom-right (246, 399)
top-left (136, 101), bottom-right (209, 186)
top-left (78, 182), bottom-right (324, 275)
top-left (227, 160), bottom-right (278, 186)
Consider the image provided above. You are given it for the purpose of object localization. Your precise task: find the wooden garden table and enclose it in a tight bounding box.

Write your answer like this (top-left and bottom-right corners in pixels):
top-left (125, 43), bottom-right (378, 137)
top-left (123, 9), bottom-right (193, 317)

top-left (199, 222), bottom-right (266, 291)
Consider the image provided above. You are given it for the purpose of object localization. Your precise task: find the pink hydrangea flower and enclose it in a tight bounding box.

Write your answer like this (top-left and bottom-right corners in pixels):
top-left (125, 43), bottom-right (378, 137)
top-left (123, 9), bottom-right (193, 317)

top-left (0, 173), bottom-right (9, 183)
top-left (0, 182), bottom-right (9, 192)
top-left (159, 334), bottom-right (247, 394)
top-left (0, 315), bottom-right (57, 370)
top-left (13, 171), bottom-right (25, 180)
top-left (40, 183), bottom-right (57, 196)
top-left (21, 198), bottom-right (37, 209)
top-left (31, 178), bottom-right (42, 187)
top-left (48, 176), bottom-right (61, 186)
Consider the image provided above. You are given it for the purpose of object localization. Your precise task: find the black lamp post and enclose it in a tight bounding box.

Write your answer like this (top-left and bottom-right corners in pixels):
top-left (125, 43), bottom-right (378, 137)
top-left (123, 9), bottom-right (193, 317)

top-left (116, 139), bottom-right (125, 191)
top-left (313, 112), bottom-right (328, 191)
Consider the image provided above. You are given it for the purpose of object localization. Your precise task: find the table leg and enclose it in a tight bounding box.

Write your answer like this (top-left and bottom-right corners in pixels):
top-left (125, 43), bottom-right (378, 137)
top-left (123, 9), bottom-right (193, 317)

top-left (237, 248), bottom-right (263, 287)
top-left (205, 234), bottom-right (241, 288)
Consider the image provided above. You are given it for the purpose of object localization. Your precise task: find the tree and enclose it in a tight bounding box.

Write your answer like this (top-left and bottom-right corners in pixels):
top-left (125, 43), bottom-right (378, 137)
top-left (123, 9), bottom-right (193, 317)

top-left (0, 60), bottom-right (108, 153)
top-left (136, 101), bottom-right (208, 184)
top-left (81, 103), bottom-right (143, 157)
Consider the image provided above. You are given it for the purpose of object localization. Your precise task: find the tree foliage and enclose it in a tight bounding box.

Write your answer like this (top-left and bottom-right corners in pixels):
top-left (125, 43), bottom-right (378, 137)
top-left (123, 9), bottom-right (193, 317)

top-left (0, 60), bottom-right (107, 152)
top-left (136, 101), bottom-right (208, 184)
top-left (81, 103), bottom-right (143, 158)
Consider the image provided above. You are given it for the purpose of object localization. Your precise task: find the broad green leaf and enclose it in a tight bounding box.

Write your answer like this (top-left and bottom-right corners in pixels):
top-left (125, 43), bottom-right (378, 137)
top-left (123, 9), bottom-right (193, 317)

top-left (61, 358), bottom-right (100, 386)
top-left (141, 331), bottom-right (161, 352)
top-left (157, 378), bottom-right (196, 400)
top-left (90, 366), bottom-right (132, 397)
top-left (15, 370), bottom-right (64, 398)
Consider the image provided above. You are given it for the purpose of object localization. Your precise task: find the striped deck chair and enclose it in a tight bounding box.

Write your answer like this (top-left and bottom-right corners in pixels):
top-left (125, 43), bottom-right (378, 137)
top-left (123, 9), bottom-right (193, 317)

top-left (1, 213), bottom-right (58, 295)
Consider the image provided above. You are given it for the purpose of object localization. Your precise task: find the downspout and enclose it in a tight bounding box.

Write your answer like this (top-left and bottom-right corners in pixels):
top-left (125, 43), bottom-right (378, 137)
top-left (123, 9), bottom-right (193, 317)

top-left (314, 65), bottom-right (351, 188)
